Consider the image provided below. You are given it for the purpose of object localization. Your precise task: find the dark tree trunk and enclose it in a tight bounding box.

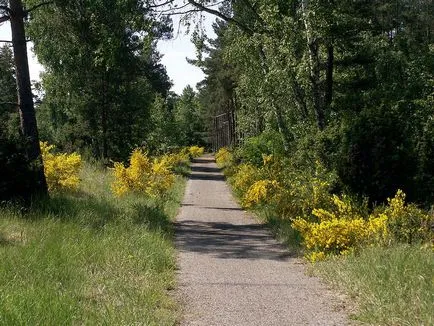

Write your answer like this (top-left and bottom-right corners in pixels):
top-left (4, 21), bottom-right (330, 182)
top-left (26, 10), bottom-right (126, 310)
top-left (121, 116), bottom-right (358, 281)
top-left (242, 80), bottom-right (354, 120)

top-left (308, 40), bottom-right (325, 130)
top-left (100, 72), bottom-right (109, 160)
top-left (9, 0), bottom-right (48, 198)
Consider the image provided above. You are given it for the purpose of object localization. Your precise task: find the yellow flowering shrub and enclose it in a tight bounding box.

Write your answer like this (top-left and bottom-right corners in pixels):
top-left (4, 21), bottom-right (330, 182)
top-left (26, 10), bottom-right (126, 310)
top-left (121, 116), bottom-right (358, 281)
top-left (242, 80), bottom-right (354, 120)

top-left (40, 141), bottom-right (82, 192)
top-left (292, 194), bottom-right (388, 262)
top-left (260, 160), bottom-right (334, 219)
top-left (215, 147), bottom-right (233, 168)
top-left (188, 146), bottom-right (205, 158)
top-left (157, 152), bottom-right (189, 171)
top-left (243, 179), bottom-right (281, 208)
top-left (231, 163), bottom-right (260, 194)
top-left (112, 149), bottom-right (175, 198)
top-left (380, 190), bottom-right (433, 244)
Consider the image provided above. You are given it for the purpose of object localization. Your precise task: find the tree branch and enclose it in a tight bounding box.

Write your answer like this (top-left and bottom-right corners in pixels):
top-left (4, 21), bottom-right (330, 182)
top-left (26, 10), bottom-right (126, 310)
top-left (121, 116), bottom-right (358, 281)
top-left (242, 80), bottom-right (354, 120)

top-left (0, 102), bottom-right (18, 106)
top-left (0, 39), bottom-right (13, 43)
top-left (25, 1), bottom-right (53, 14)
top-left (148, 0), bottom-right (175, 9)
top-left (0, 15), bottom-right (10, 23)
top-left (165, 8), bottom-right (202, 16)
top-left (0, 5), bottom-right (12, 15)
top-left (186, 0), bottom-right (254, 35)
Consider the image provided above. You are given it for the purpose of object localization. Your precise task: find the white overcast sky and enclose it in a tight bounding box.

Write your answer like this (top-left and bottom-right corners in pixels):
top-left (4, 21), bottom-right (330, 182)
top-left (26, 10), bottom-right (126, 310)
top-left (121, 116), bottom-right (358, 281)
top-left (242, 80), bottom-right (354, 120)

top-left (0, 14), bottom-right (215, 95)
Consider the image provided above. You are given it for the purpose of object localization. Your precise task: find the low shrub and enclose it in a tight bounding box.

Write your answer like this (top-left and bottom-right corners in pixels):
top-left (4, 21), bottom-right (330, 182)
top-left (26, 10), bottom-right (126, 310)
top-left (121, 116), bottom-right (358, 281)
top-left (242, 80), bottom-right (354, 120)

top-left (292, 194), bottom-right (388, 261)
top-left (237, 130), bottom-right (285, 167)
top-left (40, 141), bottom-right (82, 192)
top-left (112, 149), bottom-right (175, 198)
top-left (292, 190), bottom-right (433, 261)
top-left (379, 190), bottom-right (433, 244)
top-left (188, 145), bottom-right (205, 158)
top-left (0, 135), bottom-right (33, 202)
top-left (215, 147), bottom-right (233, 168)
top-left (243, 179), bottom-right (281, 208)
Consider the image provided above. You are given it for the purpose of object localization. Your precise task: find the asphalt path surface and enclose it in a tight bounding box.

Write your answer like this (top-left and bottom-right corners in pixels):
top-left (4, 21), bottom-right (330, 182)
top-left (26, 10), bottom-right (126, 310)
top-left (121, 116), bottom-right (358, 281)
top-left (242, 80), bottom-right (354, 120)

top-left (175, 155), bottom-right (351, 326)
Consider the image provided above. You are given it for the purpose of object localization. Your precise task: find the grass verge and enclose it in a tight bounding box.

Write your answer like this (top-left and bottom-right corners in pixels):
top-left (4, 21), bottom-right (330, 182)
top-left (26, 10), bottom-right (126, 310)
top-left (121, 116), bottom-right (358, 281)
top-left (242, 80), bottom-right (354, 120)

top-left (314, 245), bottom-right (434, 325)
top-left (0, 163), bottom-right (185, 325)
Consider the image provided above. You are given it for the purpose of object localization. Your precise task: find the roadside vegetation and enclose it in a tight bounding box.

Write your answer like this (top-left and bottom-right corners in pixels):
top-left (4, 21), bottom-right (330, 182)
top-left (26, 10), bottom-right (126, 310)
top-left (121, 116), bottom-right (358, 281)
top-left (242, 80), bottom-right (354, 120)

top-left (1, 1), bottom-right (433, 325)
top-left (216, 145), bottom-right (434, 325)
top-left (0, 145), bottom-right (203, 325)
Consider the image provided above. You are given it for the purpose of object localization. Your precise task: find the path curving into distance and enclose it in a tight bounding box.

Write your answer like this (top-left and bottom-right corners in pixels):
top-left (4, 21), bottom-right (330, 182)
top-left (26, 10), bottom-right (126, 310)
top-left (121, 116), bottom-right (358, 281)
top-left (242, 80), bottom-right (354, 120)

top-left (175, 155), bottom-right (351, 326)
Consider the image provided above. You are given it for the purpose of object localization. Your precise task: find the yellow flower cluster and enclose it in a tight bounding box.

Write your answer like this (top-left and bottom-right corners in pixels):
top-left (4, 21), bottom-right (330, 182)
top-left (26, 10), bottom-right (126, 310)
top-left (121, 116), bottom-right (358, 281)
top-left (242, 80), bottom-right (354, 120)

top-left (292, 191), bottom-right (425, 262)
top-left (230, 157), bottom-right (333, 219)
top-left (243, 180), bottom-right (280, 207)
top-left (40, 141), bottom-right (82, 192)
top-left (157, 152), bottom-right (189, 171)
top-left (112, 149), bottom-right (175, 198)
top-left (380, 190), bottom-right (432, 244)
top-left (188, 146), bottom-right (205, 158)
top-left (232, 164), bottom-right (260, 194)
top-left (215, 147), bottom-right (233, 168)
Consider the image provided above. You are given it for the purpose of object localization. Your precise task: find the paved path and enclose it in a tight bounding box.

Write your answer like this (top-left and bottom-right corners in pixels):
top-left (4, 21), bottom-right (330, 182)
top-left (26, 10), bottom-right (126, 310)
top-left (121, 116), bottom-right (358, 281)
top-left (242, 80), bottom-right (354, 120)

top-left (175, 156), bottom-right (351, 326)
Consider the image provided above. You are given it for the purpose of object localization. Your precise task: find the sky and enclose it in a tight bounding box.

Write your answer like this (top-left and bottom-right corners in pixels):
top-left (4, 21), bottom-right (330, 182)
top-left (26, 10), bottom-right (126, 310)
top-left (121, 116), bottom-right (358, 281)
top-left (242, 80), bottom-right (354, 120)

top-left (0, 14), bottom-right (215, 95)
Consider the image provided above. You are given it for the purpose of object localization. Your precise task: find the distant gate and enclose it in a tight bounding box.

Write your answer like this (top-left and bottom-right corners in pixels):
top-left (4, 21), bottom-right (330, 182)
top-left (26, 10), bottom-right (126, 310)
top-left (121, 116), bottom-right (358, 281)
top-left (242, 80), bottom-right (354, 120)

top-left (212, 111), bottom-right (236, 152)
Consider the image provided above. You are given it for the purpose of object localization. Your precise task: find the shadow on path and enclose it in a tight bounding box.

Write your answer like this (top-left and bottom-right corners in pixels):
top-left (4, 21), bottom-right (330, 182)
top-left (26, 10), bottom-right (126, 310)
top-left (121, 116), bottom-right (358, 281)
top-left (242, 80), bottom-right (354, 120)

top-left (175, 220), bottom-right (293, 261)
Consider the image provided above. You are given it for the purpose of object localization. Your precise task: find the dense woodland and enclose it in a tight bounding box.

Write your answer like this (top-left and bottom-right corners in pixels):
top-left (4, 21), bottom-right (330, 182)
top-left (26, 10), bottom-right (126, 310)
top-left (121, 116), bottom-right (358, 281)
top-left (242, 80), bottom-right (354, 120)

top-left (1, 0), bottom-right (434, 207)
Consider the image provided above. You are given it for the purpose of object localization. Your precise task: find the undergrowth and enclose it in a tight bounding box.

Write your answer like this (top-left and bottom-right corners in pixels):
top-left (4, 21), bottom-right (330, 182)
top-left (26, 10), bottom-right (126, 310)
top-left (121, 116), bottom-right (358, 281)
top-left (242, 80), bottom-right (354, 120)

top-left (0, 162), bottom-right (185, 325)
top-left (315, 245), bottom-right (434, 325)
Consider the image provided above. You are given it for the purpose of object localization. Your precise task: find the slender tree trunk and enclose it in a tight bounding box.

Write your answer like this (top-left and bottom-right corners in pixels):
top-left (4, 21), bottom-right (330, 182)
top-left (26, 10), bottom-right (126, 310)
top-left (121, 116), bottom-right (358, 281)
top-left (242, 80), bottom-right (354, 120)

top-left (101, 72), bottom-right (108, 160)
top-left (324, 44), bottom-right (334, 111)
top-left (308, 40), bottom-right (325, 130)
top-left (9, 0), bottom-right (48, 198)
top-left (258, 46), bottom-right (291, 151)
top-left (302, 0), bottom-right (325, 130)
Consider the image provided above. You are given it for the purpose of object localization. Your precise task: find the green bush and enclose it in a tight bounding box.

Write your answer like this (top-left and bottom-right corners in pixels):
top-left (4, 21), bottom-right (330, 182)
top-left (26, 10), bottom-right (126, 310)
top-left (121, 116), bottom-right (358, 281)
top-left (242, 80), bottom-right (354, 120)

top-left (238, 130), bottom-right (285, 167)
top-left (0, 133), bottom-right (34, 203)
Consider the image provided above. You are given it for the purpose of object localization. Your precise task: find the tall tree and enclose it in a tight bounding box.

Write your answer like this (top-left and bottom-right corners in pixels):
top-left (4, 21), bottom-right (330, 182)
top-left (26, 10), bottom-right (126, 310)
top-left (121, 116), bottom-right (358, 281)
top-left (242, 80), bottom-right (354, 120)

top-left (0, 0), bottom-right (48, 198)
top-left (174, 85), bottom-right (205, 146)
top-left (27, 0), bottom-right (172, 160)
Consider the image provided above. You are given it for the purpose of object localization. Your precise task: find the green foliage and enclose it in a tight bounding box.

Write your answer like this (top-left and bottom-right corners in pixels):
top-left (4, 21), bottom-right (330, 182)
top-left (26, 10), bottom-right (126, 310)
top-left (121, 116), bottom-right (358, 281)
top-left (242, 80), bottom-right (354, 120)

top-left (174, 86), bottom-right (206, 147)
top-left (0, 45), bottom-right (18, 138)
top-left (222, 146), bottom-right (433, 261)
top-left (237, 130), bottom-right (285, 167)
top-left (193, 0), bottom-right (434, 206)
top-left (0, 162), bottom-right (184, 325)
top-left (26, 0), bottom-right (172, 161)
top-left (315, 245), bottom-right (434, 325)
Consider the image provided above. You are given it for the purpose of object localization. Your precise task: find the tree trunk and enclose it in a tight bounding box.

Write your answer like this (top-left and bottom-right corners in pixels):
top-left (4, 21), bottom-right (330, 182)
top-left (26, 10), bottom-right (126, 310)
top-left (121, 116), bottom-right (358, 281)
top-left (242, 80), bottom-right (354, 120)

top-left (324, 44), bottom-right (334, 112)
top-left (101, 72), bottom-right (109, 160)
top-left (258, 46), bottom-right (291, 151)
top-left (301, 0), bottom-right (325, 130)
top-left (9, 0), bottom-right (48, 198)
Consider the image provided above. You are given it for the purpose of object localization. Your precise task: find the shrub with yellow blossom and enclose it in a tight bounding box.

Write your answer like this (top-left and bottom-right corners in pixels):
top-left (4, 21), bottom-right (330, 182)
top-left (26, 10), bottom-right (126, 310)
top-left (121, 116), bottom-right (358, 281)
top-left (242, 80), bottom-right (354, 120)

top-left (243, 179), bottom-right (281, 208)
top-left (40, 141), bottom-right (82, 192)
top-left (292, 194), bottom-right (388, 262)
top-left (231, 163), bottom-right (260, 194)
top-left (188, 146), bottom-right (205, 158)
top-left (112, 149), bottom-right (175, 198)
top-left (379, 190), bottom-right (433, 244)
top-left (156, 152), bottom-right (189, 172)
top-left (215, 147), bottom-right (233, 168)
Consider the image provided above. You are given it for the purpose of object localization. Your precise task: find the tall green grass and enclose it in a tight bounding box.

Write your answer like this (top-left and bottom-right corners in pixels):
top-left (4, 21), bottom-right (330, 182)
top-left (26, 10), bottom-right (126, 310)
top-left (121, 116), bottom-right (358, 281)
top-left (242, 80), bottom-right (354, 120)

top-left (315, 245), bottom-right (434, 325)
top-left (0, 163), bottom-right (185, 325)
